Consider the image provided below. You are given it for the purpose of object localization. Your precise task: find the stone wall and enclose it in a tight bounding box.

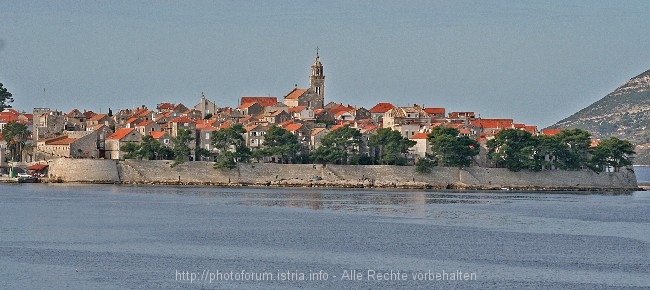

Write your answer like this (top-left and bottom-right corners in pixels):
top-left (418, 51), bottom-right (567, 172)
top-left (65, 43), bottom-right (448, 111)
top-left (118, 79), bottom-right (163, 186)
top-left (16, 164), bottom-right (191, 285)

top-left (45, 158), bottom-right (639, 190)
top-left (47, 158), bottom-right (120, 183)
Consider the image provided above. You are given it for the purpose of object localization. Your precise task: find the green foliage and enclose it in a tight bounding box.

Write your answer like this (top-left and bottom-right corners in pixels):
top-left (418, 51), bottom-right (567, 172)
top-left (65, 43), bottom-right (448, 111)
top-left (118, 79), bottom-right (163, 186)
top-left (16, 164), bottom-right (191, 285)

top-left (589, 137), bottom-right (635, 172)
top-left (120, 142), bottom-right (141, 160)
top-left (368, 128), bottom-right (416, 165)
top-left (0, 83), bottom-right (13, 111)
top-left (486, 128), bottom-right (629, 172)
top-left (486, 129), bottom-right (536, 171)
top-left (554, 128), bottom-right (592, 170)
top-left (1, 121), bottom-right (30, 161)
top-left (260, 126), bottom-right (301, 163)
top-left (415, 156), bottom-right (436, 174)
top-left (312, 125), bottom-right (363, 164)
top-left (428, 127), bottom-right (479, 167)
top-left (172, 129), bottom-right (194, 166)
top-left (123, 135), bottom-right (174, 160)
top-left (211, 123), bottom-right (250, 169)
top-left (203, 113), bottom-right (213, 120)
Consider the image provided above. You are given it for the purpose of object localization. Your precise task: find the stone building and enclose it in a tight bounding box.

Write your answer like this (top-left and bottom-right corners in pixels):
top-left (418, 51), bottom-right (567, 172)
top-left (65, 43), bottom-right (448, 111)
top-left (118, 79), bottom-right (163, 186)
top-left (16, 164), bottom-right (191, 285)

top-left (33, 108), bottom-right (65, 140)
top-left (193, 92), bottom-right (217, 118)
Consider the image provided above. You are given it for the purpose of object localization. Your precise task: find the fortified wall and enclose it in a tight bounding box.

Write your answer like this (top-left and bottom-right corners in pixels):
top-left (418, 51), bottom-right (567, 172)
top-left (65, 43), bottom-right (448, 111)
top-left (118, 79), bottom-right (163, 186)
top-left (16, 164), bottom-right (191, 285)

top-left (45, 159), bottom-right (638, 190)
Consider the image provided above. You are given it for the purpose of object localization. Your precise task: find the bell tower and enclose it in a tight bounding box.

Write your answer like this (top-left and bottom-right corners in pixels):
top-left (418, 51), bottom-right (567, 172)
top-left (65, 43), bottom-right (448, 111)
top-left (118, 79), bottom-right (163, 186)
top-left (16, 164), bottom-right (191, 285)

top-left (309, 48), bottom-right (325, 104)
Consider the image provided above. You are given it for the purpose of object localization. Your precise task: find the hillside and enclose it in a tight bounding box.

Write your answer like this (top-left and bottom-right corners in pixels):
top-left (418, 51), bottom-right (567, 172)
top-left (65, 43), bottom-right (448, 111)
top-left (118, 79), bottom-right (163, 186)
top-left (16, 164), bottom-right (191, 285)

top-left (551, 69), bottom-right (650, 165)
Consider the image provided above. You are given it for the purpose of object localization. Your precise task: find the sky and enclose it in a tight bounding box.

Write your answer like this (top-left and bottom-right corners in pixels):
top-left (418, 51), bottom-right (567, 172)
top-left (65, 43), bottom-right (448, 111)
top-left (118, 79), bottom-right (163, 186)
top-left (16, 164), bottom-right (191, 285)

top-left (1, 0), bottom-right (649, 128)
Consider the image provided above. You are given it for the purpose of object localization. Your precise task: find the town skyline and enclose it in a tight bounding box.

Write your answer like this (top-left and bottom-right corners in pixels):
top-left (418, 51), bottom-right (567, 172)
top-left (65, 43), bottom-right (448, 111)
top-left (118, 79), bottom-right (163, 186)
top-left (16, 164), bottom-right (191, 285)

top-left (2, 1), bottom-right (650, 128)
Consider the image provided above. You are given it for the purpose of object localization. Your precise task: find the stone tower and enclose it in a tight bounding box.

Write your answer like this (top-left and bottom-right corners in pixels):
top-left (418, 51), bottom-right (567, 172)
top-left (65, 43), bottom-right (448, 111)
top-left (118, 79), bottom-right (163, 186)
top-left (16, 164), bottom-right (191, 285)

top-left (309, 49), bottom-right (325, 104)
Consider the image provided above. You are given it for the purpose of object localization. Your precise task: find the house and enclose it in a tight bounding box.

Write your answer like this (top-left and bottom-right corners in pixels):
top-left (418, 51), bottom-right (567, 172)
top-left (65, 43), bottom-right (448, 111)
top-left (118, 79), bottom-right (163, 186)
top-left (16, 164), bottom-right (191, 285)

top-left (245, 123), bottom-right (270, 149)
top-left (469, 118), bottom-right (514, 137)
top-left (195, 123), bottom-right (218, 153)
top-left (194, 92), bottom-right (218, 118)
top-left (150, 131), bottom-right (173, 147)
top-left (105, 128), bottom-right (142, 159)
top-left (64, 109), bottom-right (87, 131)
top-left (309, 128), bottom-right (329, 150)
top-left (35, 130), bottom-right (103, 159)
top-left (262, 110), bottom-right (290, 124)
top-left (86, 113), bottom-right (111, 128)
top-left (168, 116), bottom-right (196, 137)
top-left (237, 102), bottom-right (264, 116)
top-left (135, 120), bottom-right (162, 135)
top-left (368, 102), bottom-right (395, 124)
top-left (383, 105), bottom-right (430, 138)
top-left (33, 108), bottom-right (65, 140)
top-left (289, 106), bottom-right (315, 120)
top-left (409, 132), bottom-right (431, 158)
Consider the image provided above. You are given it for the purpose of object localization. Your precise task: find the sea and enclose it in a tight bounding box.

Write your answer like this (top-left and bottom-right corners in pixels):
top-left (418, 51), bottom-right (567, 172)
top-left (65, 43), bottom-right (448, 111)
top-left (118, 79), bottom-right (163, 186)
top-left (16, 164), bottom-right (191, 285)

top-left (1, 181), bottom-right (649, 289)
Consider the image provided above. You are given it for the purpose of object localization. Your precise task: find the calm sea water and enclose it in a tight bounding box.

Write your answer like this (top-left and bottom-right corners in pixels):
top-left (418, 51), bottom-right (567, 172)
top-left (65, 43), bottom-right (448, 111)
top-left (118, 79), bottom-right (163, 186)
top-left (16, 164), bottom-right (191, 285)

top-left (1, 184), bottom-right (649, 289)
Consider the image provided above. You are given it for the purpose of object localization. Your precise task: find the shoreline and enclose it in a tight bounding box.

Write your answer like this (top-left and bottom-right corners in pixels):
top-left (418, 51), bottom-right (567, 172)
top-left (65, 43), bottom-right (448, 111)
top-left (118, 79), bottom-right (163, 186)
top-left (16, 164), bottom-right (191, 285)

top-left (2, 177), bottom-right (642, 192)
top-left (4, 158), bottom-right (640, 192)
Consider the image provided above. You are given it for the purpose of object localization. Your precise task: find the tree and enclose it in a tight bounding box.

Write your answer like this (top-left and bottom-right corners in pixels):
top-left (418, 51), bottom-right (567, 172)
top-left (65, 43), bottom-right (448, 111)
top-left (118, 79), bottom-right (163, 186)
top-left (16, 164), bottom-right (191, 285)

top-left (428, 127), bottom-right (479, 167)
top-left (120, 142), bottom-right (140, 160)
top-left (554, 128), bottom-right (592, 170)
top-left (211, 123), bottom-right (251, 169)
top-left (0, 83), bottom-right (13, 111)
top-left (131, 135), bottom-right (174, 160)
top-left (589, 137), bottom-right (635, 172)
top-left (368, 128), bottom-right (416, 165)
top-left (172, 129), bottom-right (194, 166)
top-left (415, 156), bottom-right (436, 174)
top-left (260, 126), bottom-right (301, 163)
top-left (1, 121), bottom-right (30, 161)
top-left (312, 125), bottom-right (363, 164)
top-left (486, 129), bottom-right (536, 171)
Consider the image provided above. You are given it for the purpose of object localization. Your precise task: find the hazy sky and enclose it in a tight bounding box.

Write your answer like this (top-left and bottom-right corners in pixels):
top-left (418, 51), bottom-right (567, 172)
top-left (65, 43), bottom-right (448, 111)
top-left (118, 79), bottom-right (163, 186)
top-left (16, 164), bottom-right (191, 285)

top-left (2, 0), bottom-right (649, 127)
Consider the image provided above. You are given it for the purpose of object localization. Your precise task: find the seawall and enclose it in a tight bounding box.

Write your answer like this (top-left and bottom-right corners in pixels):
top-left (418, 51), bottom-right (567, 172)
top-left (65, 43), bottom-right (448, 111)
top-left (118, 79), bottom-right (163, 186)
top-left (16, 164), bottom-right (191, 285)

top-left (44, 159), bottom-right (639, 190)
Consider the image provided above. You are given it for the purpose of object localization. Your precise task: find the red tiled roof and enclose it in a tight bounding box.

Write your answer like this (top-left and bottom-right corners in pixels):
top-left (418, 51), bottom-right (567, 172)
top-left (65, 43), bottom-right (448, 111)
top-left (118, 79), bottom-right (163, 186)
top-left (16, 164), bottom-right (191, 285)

top-left (48, 137), bottom-right (78, 145)
top-left (108, 128), bottom-right (136, 140)
top-left (311, 128), bottom-right (327, 136)
top-left (284, 88), bottom-right (307, 100)
top-left (238, 102), bottom-right (258, 109)
top-left (369, 102), bottom-right (395, 113)
top-left (89, 113), bottom-right (108, 121)
top-left (424, 108), bottom-right (445, 115)
top-left (39, 135), bottom-right (68, 143)
top-left (541, 128), bottom-right (562, 136)
top-left (284, 123), bottom-right (303, 132)
top-left (157, 102), bottom-right (174, 109)
top-left (136, 120), bottom-right (154, 127)
top-left (470, 119), bottom-right (514, 129)
top-left (196, 123), bottom-right (218, 130)
top-left (83, 111), bottom-right (97, 119)
top-left (411, 132), bottom-right (429, 139)
top-left (126, 117), bottom-right (140, 124)
top-left (288, 106), bottom-right (307, 113)
top-left (149, 131), bottom-right (168, 139)
top-left (241, 96), bottom-right (278, 107)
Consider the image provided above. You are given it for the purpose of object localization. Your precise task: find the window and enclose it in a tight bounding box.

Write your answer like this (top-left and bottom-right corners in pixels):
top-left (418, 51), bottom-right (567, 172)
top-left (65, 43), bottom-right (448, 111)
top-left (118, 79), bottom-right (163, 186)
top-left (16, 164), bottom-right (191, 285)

top-left (164, 139), bottom-right (169, 144)
top-left (205, 132), bottom-right (210, 139)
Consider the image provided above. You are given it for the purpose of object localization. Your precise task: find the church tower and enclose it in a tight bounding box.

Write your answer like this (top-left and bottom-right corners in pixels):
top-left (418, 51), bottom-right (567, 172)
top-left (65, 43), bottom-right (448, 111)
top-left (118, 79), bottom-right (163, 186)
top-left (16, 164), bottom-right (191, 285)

top-left (309, 49), bottom-right (325, 104)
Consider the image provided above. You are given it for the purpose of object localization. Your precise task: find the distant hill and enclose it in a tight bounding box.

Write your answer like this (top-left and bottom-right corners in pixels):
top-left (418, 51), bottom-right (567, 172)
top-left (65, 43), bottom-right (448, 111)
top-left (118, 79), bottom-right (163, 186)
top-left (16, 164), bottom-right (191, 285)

top-left (550, 69), bottom-right (650, 165)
